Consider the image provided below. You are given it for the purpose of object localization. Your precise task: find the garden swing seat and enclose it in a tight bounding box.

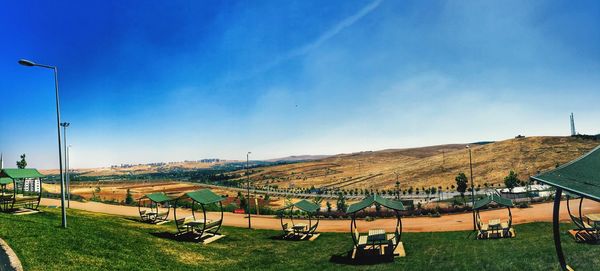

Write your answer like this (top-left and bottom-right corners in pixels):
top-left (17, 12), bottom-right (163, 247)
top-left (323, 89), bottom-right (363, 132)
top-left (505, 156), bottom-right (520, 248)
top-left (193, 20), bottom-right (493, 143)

top-left (530, 145), bottom-right (600, 270)
top-left (277, 200), bottom-right (321, 241)
top-left (473, 194), bottom-right (514, 240)
top-left (173, 189), bottom-right (226, 244)
top-left (0, 169), bottom-right (44, 213)
top-left (138, 193), bottom-right (172, 224)
top-left (347, 195), bottom-right (405, 260)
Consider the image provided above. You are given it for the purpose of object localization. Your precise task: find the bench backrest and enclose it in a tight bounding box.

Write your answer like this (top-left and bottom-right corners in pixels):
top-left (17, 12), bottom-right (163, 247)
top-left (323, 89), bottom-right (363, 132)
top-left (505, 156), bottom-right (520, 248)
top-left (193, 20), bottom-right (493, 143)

top-left (176, 216), bottom-right (194, 226)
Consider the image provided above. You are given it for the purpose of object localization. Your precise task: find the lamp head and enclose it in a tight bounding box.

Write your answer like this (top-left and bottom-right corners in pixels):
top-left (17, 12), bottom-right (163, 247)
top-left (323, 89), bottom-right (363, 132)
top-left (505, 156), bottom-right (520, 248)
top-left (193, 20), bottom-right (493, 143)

top-left (18, 59), bottom-right (36, 67)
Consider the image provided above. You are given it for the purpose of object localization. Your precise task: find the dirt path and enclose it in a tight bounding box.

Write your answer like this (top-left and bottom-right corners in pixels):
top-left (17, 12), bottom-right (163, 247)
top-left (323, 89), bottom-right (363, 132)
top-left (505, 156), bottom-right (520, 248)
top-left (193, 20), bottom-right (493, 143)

top-left (40, 198), bottom-right (600, 233)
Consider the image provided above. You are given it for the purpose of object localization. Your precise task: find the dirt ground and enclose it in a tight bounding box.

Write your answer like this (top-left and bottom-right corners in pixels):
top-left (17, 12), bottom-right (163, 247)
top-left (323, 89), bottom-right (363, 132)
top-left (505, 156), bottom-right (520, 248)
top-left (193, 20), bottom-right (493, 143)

top-left (40, 198), bottom-right (600, 233)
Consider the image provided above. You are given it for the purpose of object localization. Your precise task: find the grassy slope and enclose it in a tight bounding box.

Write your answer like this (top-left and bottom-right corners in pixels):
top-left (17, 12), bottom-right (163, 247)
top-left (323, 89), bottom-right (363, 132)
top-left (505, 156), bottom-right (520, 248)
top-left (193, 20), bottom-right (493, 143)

top-left (0, 208), bottom-right (599, 270)
top-left (243, 136), bottom-right (598, 189)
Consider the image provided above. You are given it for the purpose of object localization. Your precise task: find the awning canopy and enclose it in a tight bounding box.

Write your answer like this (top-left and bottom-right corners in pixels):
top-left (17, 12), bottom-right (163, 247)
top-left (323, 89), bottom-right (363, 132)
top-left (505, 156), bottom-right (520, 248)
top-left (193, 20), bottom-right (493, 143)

top-left (141, 193), bottom-right (172, 203)
top-left (347, 195), bottom-right (405, 214)
top-left (0, 178), bottom-right (12, 185)
top-left (279, 199), bottom-right (320, 213)
top-left (474, 194), bottom-right (513, 209)
top-left (182, 189), bottom-right (224, 205)
top-left (530, 145), bottom-right (600, 201)
top-left (0, 168), bottom-right (45, 179)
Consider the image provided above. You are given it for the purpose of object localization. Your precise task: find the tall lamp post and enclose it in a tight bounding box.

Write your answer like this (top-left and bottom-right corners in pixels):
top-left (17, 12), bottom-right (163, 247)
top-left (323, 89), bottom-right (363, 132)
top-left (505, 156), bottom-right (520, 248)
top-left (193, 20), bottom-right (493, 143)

top-left (246, 151), bottom-right (252, 229)
top-left (467, 145), bottom-right (476, 231)
top-left (19, 59), bottom-right (67, 228)
top-left (60, 122), bottom-right (70, 208)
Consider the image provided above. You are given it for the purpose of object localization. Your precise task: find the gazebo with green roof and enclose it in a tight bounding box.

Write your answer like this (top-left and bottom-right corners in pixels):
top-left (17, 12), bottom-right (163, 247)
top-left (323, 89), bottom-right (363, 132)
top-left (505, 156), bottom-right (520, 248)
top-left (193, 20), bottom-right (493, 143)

top-left (0, 168), bottom-right (45, 212)
top-left (138, 192), bottom-right (172, 224)
top-left (530, 144), bottom-right (600, 271)
top-left (473, 193), bottom-right (514, 239)
top-left (346, 195), bottom-right (406, 259)
top-left (277, 199), bottom-right (321, 240)
top-left (173, 189), bottom-right (226, 243)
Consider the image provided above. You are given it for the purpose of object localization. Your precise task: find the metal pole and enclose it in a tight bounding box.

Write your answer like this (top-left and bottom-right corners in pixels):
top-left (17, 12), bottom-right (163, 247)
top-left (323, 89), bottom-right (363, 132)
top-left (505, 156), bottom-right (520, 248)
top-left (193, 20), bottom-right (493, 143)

top-left (468, 147), bottom-right (475, 231)
top-left (20, 60), bottom-right (67, 228)
top-left (66, 145), bottom-right (71, 208)
top-left (53, 67), bottom-right (67, 228)
top-left (552, 188), bottom-right (568, 270)
top-left (61, 124), bottom-right (70, 208)
top-left (246, 152), bottom-right (251, 229)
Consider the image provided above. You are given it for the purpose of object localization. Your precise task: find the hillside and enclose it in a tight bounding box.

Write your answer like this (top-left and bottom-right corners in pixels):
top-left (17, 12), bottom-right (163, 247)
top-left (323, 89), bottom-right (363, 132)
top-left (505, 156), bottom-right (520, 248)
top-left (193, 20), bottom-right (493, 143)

top-left (241, 136), bottom-right (599, 190)
top-left (40, 160), bottom-right (229, 176)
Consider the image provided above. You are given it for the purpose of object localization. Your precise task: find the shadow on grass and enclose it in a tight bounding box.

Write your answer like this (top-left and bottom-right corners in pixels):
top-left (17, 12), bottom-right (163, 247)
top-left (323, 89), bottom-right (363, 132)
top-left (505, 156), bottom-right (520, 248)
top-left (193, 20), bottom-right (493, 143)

top-left (267, 234), bottom-right (312, 241)
top-left (329, 249), bottom-right (394, 266)
top-left (150, 231), bottom-right (208, 243)
top-left (122, 217), bottom-right (144, 223)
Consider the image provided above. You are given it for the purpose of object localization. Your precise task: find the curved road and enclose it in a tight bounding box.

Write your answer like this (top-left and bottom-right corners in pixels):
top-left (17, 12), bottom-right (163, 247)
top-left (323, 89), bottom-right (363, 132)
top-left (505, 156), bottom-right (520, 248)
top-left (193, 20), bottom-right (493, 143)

top-left (41, 198), bottom-right (600, 233)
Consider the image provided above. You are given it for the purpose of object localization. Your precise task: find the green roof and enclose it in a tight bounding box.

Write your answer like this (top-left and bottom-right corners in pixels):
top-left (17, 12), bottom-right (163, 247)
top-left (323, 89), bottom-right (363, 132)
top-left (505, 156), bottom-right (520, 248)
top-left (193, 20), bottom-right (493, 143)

top-left (279, 199), bottom-right (320, 213)
top-left (142, 193), bottom-right (172, 203)
top-left (183, 189), bottom-right (224, 204)
top-left (347, 195), bottom-right (405, 214)
top-left (473, 194), bottom-right (513, 209)
top-left (530, 145), bottom-right (600, 201)
top-left (0, 178), bottom-right (12, 185)
top-left (0, 168), bottom-right (45, 179)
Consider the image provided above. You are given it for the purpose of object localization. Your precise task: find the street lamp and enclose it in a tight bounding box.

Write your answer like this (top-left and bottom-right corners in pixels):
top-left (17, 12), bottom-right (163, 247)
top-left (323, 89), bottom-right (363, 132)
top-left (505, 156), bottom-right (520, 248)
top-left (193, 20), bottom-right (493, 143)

top-left (466, 145), bottom-right (476, 231)
top-left (246, 151), bottom-right (252, 229)
top-left (60, 122), bottom-right (70, 208)
top-left (19, 59), bottom-right (67, 228)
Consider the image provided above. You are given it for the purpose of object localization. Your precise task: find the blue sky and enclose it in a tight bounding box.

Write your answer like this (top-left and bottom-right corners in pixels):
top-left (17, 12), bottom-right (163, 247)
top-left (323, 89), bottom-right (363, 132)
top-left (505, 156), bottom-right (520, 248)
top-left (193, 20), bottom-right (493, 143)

top-left (1, 0), bottom-right (599, 169)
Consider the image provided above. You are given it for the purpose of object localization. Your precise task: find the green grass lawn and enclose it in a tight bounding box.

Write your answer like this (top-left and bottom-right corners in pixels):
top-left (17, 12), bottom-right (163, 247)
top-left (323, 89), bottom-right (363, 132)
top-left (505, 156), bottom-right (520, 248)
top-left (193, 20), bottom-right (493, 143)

top-left (0, 208), bottom-right (598, 270)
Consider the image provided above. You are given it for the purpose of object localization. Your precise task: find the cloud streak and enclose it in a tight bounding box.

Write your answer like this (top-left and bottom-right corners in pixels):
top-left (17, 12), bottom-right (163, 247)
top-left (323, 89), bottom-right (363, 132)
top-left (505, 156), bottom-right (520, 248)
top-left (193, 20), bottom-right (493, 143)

top-left (245, 0), bottom-right (383, 77)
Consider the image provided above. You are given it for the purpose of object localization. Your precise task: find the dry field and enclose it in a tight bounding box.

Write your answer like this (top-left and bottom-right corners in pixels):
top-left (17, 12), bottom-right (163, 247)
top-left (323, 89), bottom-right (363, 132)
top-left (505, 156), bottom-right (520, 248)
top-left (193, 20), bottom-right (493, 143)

top-left (40, 160), bottom-right (229, 177)
top-left (43, 181), bottom-right (286, 208)
top-left (240, 136), bottom-right (598, 190)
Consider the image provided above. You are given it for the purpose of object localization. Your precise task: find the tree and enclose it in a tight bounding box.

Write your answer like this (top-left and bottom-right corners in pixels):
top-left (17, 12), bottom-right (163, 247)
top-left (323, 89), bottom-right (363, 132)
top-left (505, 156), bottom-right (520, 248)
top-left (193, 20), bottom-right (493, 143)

top-left (336, 193), bottom-right (347, 213)
top-left (504, 170), bottom-right (520, 192)
top-left (312, 196), bottom-right (323, 212)
top-left (455, 172), bottom-right (468, 204)
top-left (125, 189), bottom-right (134, 205)
top-left (16, 154), bottom-right (27, 169)
top-left (237, 191), bottom-right (247, 211)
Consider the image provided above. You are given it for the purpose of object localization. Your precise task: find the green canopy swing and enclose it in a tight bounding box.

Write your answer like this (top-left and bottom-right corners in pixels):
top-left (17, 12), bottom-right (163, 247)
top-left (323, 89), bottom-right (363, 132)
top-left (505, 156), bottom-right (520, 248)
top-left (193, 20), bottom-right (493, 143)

top-left (346, 195), bottom-right (405, 259)
top-left (0, 169), bottom-right (45, 212)
top-left (138, 192), bottom-right (172, 224)
top-left (473, 193), bottom-right (514, 239)
top-left (277, 199), bottom-right (320, 240)
top-left (173, 189), bottom-right (226, 243)
top-left (530, 144), bottom-right (600, 271)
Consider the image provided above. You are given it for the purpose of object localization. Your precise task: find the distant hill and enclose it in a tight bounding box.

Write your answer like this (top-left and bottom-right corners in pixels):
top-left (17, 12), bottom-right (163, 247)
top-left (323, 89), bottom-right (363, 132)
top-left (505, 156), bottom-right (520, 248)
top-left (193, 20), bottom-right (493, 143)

top-left (266, 155), bottom-right (332, 163)
top-left (238, 136), bottom-right (599, 190)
